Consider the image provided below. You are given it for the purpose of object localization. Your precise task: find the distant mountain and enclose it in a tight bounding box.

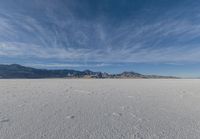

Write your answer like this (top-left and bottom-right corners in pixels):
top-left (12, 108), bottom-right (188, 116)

top-left (0, 64), bottom-right (178, 79)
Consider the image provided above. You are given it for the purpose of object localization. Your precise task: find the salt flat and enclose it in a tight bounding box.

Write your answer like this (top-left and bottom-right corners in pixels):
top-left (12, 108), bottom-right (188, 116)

top-left (0, 79), bottom-right (200, 139)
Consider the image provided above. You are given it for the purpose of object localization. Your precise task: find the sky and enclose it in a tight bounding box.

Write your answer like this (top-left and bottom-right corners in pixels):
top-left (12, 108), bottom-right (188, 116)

top-left (0, 0), bottom-right (200, 77)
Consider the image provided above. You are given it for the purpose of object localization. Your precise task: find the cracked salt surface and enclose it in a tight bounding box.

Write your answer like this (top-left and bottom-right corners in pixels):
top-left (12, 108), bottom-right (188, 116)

top-left (0, 79), bottom-right (200, 139)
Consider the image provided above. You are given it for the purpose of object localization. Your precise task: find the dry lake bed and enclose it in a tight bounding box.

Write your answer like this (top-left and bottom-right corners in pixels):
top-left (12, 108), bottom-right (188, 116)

top-left (0, 79), bottom-right (200, 139)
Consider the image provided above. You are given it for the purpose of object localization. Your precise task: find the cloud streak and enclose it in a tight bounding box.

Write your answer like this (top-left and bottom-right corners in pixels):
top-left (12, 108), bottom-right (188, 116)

top-left (0, 0), bottom-right (200, 66)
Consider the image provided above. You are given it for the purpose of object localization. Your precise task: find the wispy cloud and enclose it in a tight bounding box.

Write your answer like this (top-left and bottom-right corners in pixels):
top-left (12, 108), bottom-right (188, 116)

top-left (0, 0), bottom-right (200, 65)
top-left (0, 42), bottom-right (101, 60)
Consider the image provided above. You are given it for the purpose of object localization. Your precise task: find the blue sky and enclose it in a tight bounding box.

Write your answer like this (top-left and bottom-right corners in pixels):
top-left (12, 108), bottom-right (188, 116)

top-left (0, 0), bottom-right (200, 77)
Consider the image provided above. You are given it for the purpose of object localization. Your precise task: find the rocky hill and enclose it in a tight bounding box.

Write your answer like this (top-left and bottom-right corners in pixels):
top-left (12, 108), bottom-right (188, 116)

top-left (0, 64), bottom-right (178, 79)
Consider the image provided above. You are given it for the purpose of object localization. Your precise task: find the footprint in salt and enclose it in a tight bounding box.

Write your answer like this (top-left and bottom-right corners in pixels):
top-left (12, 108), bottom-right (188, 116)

top-left (88, 91), bottom-right (95, 96)
top-left (112, 112), bottom-right (123, 117)
top-left (0, 115), bottom-right (10, 123)
top-left (66, 115), bottom-right (75, 119)
top-left (0, 113), bottom-right (9, 123)
top-left (132, 132), bottom-right (144, 139)
top-left (18, 104), bottom-right (25, 108)
top-left (130, 113), bottom-right (137, 118)
top-left (179, 90), bottom-right (188, 98)
top-left (120, 106), bottom-right (130, 111)
top-left (0, 118), bottom-right (10, 123)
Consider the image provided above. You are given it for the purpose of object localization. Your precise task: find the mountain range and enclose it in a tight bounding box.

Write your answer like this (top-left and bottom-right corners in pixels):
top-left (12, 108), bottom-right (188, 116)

top-left (0, 64), bottom-right (178, 79)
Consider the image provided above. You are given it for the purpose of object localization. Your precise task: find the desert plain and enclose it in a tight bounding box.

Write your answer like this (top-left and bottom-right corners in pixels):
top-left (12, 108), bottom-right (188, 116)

top-left (0, 79), bottom-right (200, 139)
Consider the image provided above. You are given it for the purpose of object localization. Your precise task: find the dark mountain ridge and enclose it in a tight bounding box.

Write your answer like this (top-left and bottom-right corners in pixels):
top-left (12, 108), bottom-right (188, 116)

top-left (0, 64), bottom-right (178, 79)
